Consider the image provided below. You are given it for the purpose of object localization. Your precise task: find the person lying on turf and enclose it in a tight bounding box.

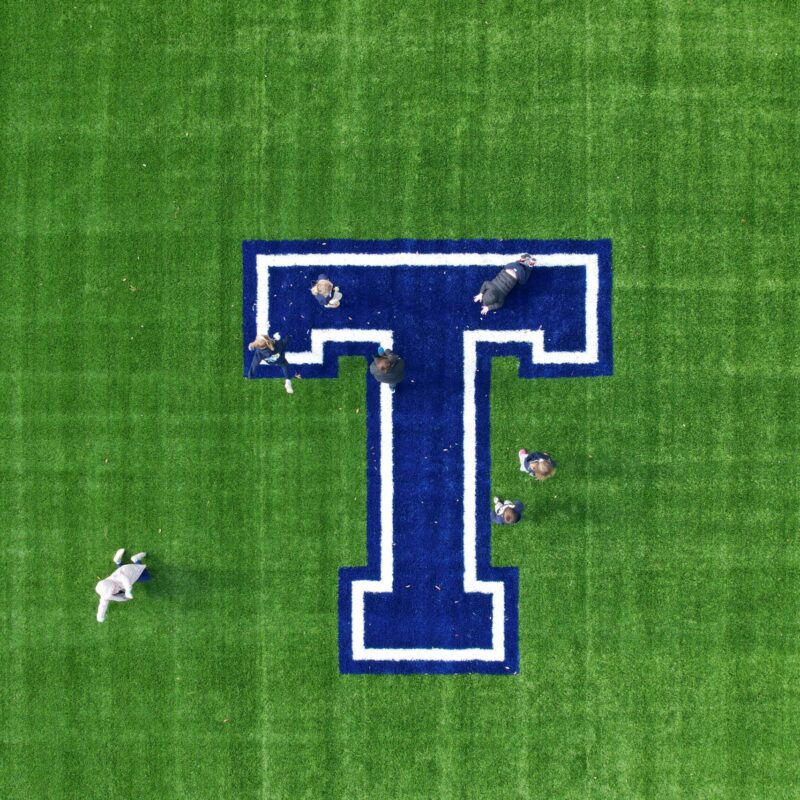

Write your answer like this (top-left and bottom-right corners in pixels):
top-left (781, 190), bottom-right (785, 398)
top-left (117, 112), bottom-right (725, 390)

top-left (96, 548), bottom-right (150, 623)
top-left (473, 253), bottom-right (537, 315)
top-left (310, 274), bottom-right (343, 308)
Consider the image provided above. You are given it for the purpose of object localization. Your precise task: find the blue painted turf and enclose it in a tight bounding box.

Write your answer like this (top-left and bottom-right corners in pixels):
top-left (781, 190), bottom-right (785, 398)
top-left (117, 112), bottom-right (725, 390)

top-left (243, 239), bottom-right (612, 674)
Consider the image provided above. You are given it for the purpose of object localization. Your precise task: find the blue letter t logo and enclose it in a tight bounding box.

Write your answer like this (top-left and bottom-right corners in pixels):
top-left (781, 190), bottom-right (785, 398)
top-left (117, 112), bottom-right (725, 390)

top-left (243, 239), bottom-right (612, 674)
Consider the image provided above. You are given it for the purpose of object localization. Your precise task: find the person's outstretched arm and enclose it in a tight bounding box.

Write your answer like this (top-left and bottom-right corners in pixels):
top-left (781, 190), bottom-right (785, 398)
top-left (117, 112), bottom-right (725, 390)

top-left (96, 592), bottom-right (131, 622)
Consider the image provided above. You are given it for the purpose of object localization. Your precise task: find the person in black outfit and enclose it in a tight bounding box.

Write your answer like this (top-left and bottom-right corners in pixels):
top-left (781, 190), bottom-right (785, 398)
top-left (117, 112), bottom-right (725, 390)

top-left (473, 254), bottom-right (537, 315)
top-left (247, 333), bottom-right (294, 394)
top-left (368, 347), bottom-right (405, 393)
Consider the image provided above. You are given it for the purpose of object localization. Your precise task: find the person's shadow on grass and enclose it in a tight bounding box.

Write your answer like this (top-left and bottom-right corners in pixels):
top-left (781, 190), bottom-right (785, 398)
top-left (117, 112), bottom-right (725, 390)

top-left (143, 563), bottom-right (250, 615)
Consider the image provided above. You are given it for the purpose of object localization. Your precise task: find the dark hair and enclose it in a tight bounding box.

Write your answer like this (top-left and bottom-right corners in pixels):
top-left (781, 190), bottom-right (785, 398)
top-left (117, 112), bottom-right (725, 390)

top-left (375, 356), bottom-right (391, 373)
top-left (502, 507), bottom-right (518, 524)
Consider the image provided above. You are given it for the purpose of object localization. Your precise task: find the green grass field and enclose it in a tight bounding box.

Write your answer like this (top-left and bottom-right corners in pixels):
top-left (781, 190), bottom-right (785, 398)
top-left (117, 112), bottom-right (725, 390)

top-left (2, 1), bottom-right (798, 798)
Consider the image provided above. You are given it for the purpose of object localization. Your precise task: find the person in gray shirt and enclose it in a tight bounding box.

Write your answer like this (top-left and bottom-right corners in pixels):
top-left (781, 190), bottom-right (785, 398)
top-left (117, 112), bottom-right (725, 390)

top-left (474, 254), bottom-right (537, 315)
top-left (369, 347), bottom-right (405, 393)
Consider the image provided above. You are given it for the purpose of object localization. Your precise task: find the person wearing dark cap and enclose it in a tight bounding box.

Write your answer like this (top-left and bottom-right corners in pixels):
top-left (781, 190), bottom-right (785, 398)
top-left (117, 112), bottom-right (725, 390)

top-left (473, 254), bottom-right (537, 315)
top-left (369, 346), bottom-right (405, 393)
top-left (310, 274), bottom-right (342, 308)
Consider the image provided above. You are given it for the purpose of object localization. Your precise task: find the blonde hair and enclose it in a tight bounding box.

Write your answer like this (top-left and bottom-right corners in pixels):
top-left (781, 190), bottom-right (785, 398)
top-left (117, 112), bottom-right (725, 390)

top-left (248, 334), bottom-right (274, 351)
top-left (311, 279), bottom-right (334, 296)
top-left (532, 459), bottom-right (555, 480)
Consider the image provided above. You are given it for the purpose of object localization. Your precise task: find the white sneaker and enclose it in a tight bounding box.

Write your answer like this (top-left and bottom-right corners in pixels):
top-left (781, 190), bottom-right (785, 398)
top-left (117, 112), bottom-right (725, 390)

top-left (284, 379), bottom-right (294, 394)
top-left (131, 552), bottom-right (147, 564)
top-left (113, 548), bottom-right (125, 565)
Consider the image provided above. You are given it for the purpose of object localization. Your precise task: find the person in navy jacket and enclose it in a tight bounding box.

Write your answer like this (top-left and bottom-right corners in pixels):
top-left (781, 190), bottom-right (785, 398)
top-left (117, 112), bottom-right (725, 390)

top-left (247, 333), bottom-right (294, 394)
top-left (518, 449), bottom-right (557, 480)
top-left (474, 254), bottom-right (537, 315)
top-left (490, 496), bottom-right (524, 525)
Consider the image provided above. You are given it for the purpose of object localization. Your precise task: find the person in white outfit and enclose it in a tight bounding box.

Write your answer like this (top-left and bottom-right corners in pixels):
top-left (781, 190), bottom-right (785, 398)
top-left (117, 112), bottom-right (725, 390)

top-left (95, 548), bottom-right (150, 623)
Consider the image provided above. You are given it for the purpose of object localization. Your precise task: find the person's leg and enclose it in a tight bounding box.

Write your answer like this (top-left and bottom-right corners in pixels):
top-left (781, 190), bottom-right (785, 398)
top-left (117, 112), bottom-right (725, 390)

top-left (278, 362), bottom-right (294, 393)
top-left (131, 552), bottom-right (151, 581)
top-left (137, 567), bottom-right (152, 582)
top-left (518, 449), bottom-right (529, 472)
top-left (113, 548), bottom-right (125, 565)
top-left (248, 350), bottom-right (262, 379)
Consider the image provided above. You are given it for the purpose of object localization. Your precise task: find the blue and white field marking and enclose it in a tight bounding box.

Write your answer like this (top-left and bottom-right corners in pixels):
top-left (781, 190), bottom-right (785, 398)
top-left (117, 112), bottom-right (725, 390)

top-left (243, 239), bottom-right (612, 674)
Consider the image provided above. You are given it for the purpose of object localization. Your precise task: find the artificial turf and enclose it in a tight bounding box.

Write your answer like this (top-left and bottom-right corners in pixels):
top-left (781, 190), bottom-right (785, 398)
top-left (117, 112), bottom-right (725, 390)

top-left (1, 1), bottom-right (797, 798)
